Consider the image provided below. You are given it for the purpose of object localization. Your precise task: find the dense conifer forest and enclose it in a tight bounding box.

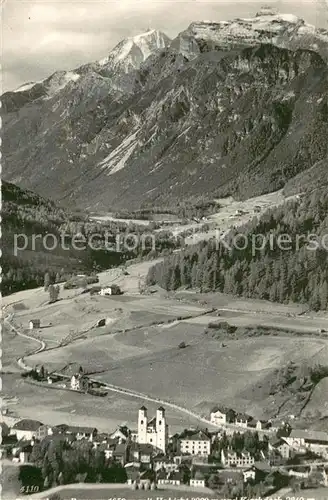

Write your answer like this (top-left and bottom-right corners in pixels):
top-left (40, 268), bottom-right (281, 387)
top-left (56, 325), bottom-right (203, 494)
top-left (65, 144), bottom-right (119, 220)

top-left (147, 187), bottom-right (328, 311)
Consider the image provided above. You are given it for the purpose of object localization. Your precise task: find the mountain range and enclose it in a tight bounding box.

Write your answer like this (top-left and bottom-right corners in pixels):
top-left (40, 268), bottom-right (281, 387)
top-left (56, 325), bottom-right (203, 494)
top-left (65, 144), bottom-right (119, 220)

top-left (3, 10), bottom-right (328, 210)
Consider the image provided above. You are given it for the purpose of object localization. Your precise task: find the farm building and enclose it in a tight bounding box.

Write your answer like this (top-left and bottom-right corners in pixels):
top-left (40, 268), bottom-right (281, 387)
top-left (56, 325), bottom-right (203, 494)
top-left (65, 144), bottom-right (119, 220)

top-left (29, 319), bottom-right (40, 329)
top-left (71, 374), bottom-right (89, 391)
top-left (235, 209), bottom-right (248, 216)
top-left (99, 284), bottom-right (121, 296)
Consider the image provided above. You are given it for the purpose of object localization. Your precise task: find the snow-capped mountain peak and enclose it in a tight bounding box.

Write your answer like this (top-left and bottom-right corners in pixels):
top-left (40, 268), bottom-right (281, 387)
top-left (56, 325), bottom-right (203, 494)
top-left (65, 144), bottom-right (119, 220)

top-left (98, 29), bottom-right (171, 72)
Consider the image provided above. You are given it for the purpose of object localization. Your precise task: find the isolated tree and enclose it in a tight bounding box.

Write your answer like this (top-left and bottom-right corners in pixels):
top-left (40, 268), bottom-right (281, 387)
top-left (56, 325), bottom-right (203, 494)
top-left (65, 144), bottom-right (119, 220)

top-left (48, 284), bottom-right (60, 303)
top-left (44, 272), bottom-right (51, 291)
top-left (39, 365), bottom-right (45, 379)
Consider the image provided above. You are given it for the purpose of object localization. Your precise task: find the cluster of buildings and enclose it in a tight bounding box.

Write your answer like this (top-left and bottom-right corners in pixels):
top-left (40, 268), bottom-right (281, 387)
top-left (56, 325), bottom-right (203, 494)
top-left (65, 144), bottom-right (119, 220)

top-left (2, 405), bottom-right (328, 492)
top-left (99, 284), bottom-right (121, 296)
top-left (210, 406), bottom-right (272, 431)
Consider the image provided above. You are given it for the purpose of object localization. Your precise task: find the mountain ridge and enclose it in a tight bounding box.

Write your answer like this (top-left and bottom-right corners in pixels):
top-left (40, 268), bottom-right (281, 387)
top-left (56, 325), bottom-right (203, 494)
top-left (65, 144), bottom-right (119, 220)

top-left (2, 12), bottom-right (328, 210)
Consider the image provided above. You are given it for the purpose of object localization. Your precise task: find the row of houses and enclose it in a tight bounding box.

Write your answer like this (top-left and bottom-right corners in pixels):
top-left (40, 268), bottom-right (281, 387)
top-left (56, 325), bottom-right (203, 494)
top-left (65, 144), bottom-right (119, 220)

top-left (210, 406), bottom-right (272, 431)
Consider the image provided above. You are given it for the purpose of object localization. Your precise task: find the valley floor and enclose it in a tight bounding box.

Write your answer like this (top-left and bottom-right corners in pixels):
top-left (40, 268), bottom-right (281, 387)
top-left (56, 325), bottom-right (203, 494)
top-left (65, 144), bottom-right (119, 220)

top-left (2, 257), bottom-right (328, 436)
top-left (2, 190), bottom-right (328, 436)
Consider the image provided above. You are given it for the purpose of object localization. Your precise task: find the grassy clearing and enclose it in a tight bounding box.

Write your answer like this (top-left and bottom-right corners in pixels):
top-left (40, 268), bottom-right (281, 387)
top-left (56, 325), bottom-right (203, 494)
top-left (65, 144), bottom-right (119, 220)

top-left (32, 485), bottom-right (217, 500)
top-left (2, 325), bottom-right (38, 370)
top-left (1, 464), bottom-right (22, 500)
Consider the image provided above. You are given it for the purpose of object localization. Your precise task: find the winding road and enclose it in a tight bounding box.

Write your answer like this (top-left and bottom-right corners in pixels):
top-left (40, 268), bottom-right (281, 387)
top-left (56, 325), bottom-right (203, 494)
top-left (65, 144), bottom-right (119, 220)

top-left (3, 303), bottom-right (273, 435)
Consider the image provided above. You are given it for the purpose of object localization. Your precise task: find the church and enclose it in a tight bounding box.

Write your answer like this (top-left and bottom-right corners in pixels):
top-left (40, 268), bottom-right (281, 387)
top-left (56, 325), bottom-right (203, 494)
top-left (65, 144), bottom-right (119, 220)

top-left (137, 406), bottom-right (168, 454)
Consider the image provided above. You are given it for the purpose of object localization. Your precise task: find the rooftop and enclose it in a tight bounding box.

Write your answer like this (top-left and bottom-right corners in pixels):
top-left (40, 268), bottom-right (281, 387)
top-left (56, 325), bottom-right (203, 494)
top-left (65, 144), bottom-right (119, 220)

top-left (131, 443), bottom-right (155, 454)
top-left (290, 430), bottom-right (328, 442)
top-left (66, 425), bottom-right (97, 434)
top-left (180, 430), bottom-right (210, 442)
top-left (12, 419), bottom-right (43, 431)
top-left (211, 405), bottom-right (234, 414)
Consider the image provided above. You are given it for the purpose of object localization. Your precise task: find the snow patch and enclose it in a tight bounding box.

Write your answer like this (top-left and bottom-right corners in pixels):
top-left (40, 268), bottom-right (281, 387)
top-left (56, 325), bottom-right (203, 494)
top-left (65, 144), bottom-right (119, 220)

top-left (44, 71), bottom-right (81, 99)
top-left (98, 29), bottom-right (170, 71)
top-left (13, 82), bottom-right (37, 93)
top-left (187, 12), bottom-right (326, 52)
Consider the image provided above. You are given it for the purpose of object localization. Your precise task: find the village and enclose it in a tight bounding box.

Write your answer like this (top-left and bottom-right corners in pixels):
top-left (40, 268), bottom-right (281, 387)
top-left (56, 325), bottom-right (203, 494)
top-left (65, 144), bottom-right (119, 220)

top-left (2, 401), bottom-right (328, 498)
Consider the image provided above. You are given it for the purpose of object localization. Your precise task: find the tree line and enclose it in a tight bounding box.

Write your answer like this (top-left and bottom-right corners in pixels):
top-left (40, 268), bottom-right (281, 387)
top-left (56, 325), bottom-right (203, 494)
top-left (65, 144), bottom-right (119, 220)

top-left (146, 187), bottom-right (328, 310)
top-left (19, 438), bottom-right (127, 492)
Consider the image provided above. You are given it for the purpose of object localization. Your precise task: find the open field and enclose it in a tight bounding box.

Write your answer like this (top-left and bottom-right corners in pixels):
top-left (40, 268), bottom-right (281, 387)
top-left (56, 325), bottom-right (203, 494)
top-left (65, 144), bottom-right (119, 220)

top-left (3, 246), bottom-right (328, 433)
top-left (1, 371), bottom-right (213, 435)
top-left (26, 317), bottom-right (328, 421)
top-left (1, 464), bottom-right (22, 500)
top-left (2, 325), bottom-right (39, 371)
top-left (30, 484), bottom-right (216, 500)
top-left (154, 189), bottom-right (300, 243)
top-left (5, 290), bottom-right (210, 348)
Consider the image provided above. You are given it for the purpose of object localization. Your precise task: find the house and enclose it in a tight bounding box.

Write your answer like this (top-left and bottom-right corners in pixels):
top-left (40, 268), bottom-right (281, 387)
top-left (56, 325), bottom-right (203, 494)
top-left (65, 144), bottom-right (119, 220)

top-left (269, 438), bottom-right (292, 460)
top-left (221, 449), bottom-right (255, 468)
top-left (29, 319), bottom-right (40, 330)
top-left (113, 443), bottom-right (129, 465)
top-left (70, 374), bottom-right (89, 391)
top-left (234, 412), bottom-right (253, 428)
top-left (99, 284), bottom-right (121, 296)
top-left (190, 470), bottom-right (206, 488)
top-left (210, 406), bottom-right (235, 426)
top-left (157, 470), bottom-right (183, 486)
top-left (252, 461), bottom-right (272, 481)
top-left (154, 456), bottom-right (181, 472)
top-left (110, 426), bottom-right (131, 443)
top-left (179, 430), bottom-right (211, 456)
top-left (130, 430), bottom-right (138, 442)
top-left (126, 466), bottom-right (140, 485)
top-left (130, 443), bottom-right (156, 467)
top-left (243, 462), bottom-right (272, 483)
top-left (285, 430), bottom-right (328, 458)
top-left (156, 468), bottom-right (167, 484)
top-left (243, 467), bottom-right (256, 482)
top-left (66, 426), bottom-right (97, 441)
top-left (11, 419), bottom-right (46, 441)
top-left (137, 406), bottom-right (168, 454)
top-left (95, 438), bottom-right (118, 458)
top-left (49, 423), bottom-right (69, 435)
top-left (248, 419), bottom-right (272, 431)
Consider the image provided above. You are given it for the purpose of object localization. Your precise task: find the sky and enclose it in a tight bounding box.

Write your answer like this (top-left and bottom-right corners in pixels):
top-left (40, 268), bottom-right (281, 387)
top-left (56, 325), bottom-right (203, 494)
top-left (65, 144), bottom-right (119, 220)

top-left (2, 0), bottom-right (326, 92)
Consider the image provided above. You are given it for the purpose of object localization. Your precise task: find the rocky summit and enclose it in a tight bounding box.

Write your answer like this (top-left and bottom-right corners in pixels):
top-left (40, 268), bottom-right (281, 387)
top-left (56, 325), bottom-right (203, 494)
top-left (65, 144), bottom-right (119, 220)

top-left (2, 12), bottom-right (328, 210)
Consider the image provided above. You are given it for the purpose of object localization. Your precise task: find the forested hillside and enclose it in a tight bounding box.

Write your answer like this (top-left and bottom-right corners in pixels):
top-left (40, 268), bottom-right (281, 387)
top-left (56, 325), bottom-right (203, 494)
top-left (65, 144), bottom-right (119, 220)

top-left (1, 181), bottom-right (123, 296)
top-left (147, 186), bottom-right (328, 310)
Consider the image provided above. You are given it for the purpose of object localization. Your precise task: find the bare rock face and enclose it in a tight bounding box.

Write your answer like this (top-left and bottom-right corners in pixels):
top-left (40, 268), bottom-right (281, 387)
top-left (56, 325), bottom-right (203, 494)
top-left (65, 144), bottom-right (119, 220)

top-left (2, 14), bottom-right (328, 210)
top-left (173, 12), bottom-right (328, 62)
